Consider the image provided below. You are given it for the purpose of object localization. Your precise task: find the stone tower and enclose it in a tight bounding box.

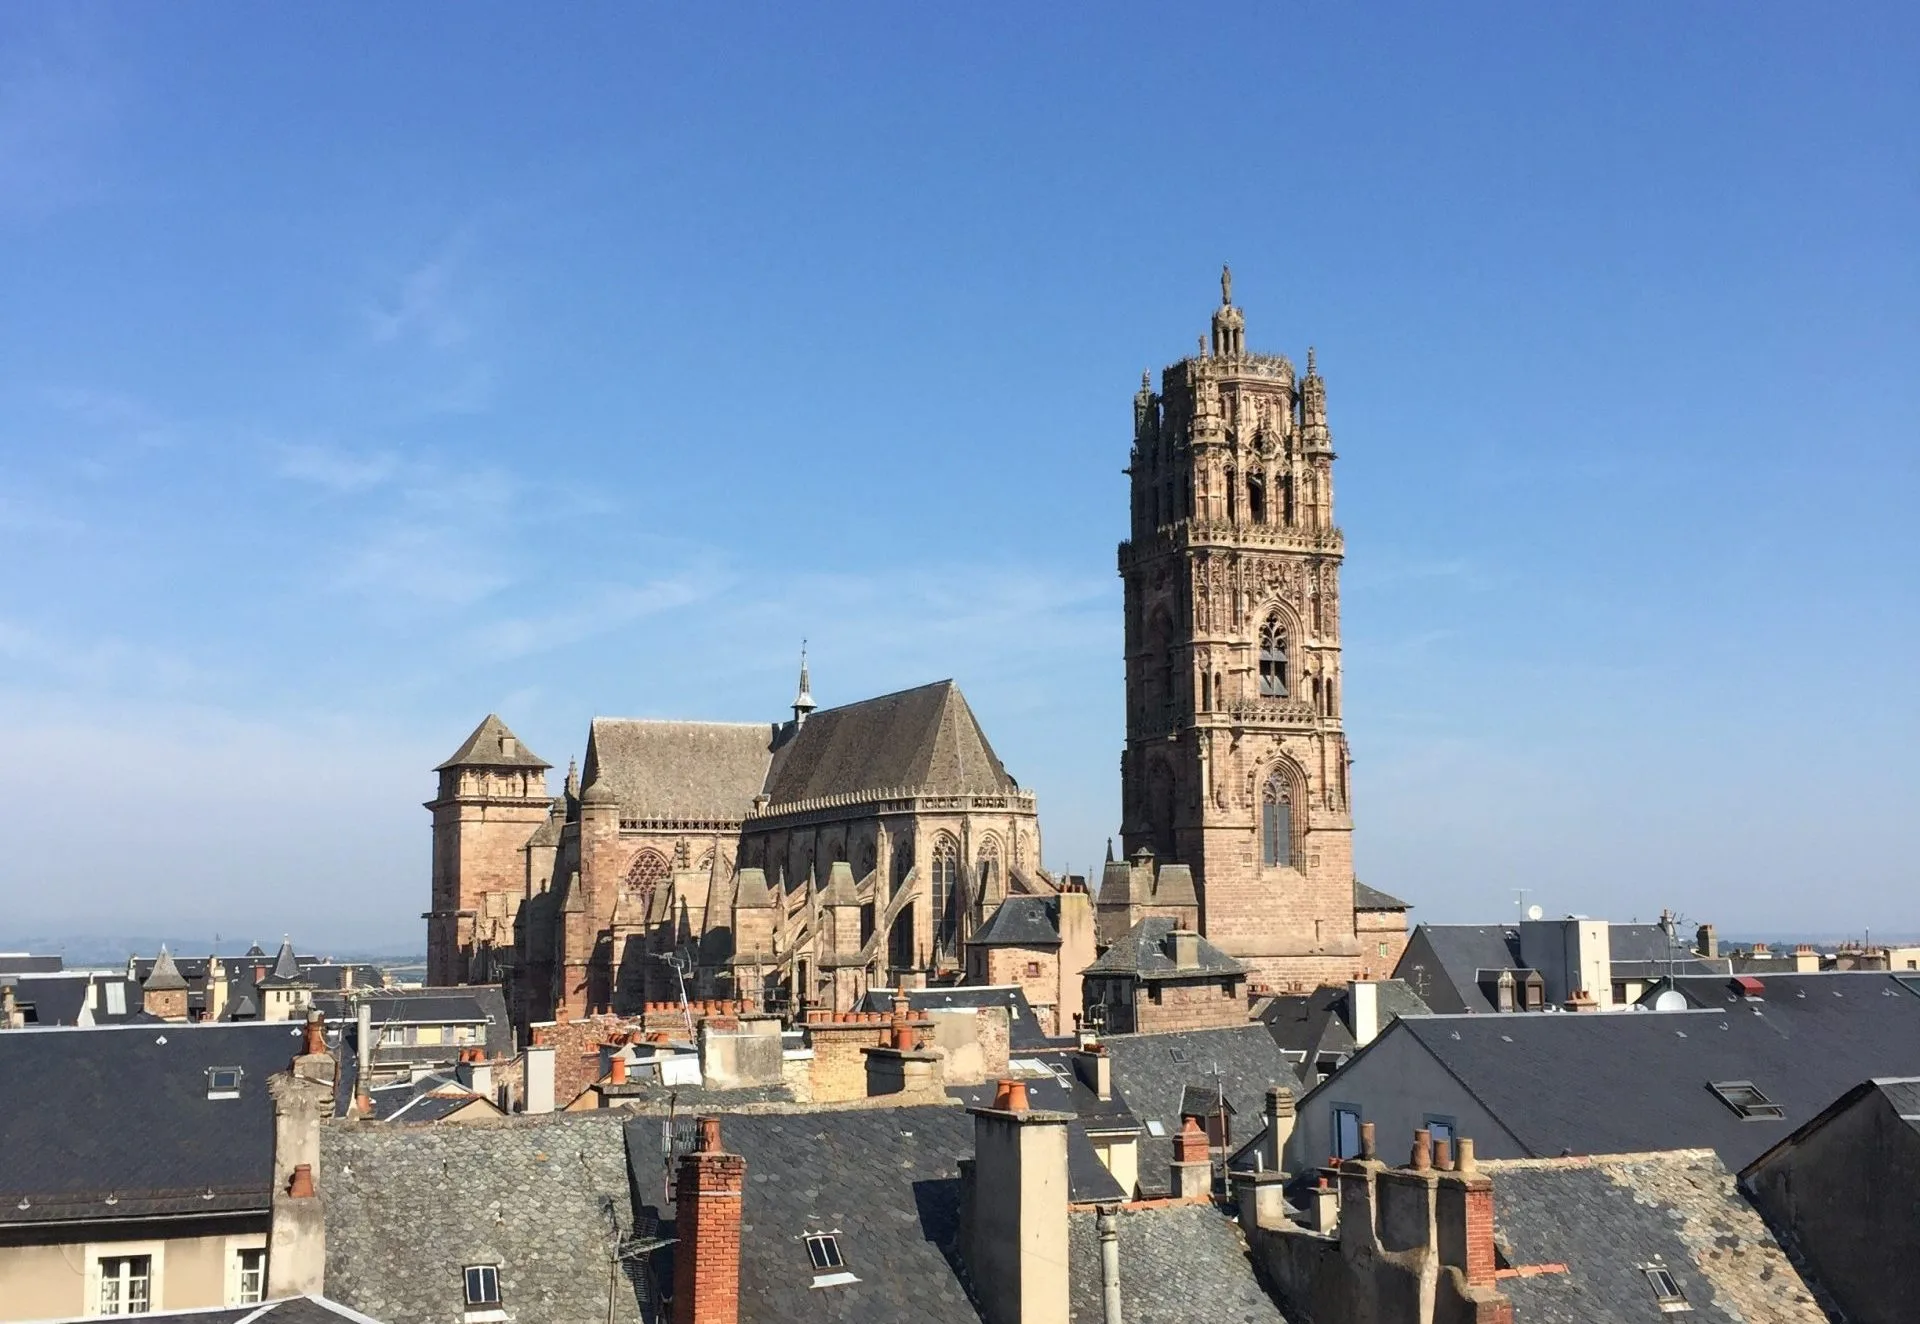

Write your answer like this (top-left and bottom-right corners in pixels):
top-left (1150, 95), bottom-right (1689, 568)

top-left (427, 714), bottom-right (553, 986)
top-left (1117, 269), bottom-right (1358, 988)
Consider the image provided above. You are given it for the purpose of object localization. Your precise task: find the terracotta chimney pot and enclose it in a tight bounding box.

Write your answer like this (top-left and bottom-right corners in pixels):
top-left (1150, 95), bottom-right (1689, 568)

top-left (1359, 1121), bottom-right (1378, 1161)
top-left (301, 1011), bottom-right (326, 1057)
top-left (609, 1054), bottom-right (629, 1085)
top-left (287, 1163), bottom-right (315, 1198)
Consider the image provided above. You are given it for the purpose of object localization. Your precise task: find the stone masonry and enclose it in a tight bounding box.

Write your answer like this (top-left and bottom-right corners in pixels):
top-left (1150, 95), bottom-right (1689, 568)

top-left (1119, 269), bottom-right (1366, 989)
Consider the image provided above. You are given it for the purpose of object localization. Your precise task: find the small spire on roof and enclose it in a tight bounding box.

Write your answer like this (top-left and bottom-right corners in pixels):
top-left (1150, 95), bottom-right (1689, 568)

top-left (1307, 345), bottom-right (1318, 376)
top-left (564, 757), bottom-right (580, 799)
top-left (792, 641), bottom-right (816, 725)
top-left (144, 945), bottom-right (188, 992)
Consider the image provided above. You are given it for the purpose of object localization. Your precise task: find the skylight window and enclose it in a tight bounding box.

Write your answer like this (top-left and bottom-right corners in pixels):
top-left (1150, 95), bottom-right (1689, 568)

top-left (1644, 1265), bottom-right (1691, 1312)
top-left (464, 1264), bottom-right (502, 1307)
top-left (1708, 1081), bottom-right (1784, 1121)
top-left (805, 1234), bottom-right (844, 1270)
top-left (207, 1067), bottom-right (243, 1099)
top-left (1144, 1119), bottom-right (1167, 1137)
top-left (1168, 1046), bottom-right (1189, 1064)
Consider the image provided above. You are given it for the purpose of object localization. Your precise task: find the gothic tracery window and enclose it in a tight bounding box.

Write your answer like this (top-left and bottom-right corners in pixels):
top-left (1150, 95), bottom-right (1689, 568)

top-left (930, 834), bottom-right (960, 956)
top-left (625, 848), bottom-right (671, 911)
top-left (1259, 617), bottom-right (1290, 698)
top-left (977, 837), bottom-right (1001, 899)
top-left (1261, 771), bottom-right (1294, 868)
top-left (1248, 471), bottom-right (1266, 524)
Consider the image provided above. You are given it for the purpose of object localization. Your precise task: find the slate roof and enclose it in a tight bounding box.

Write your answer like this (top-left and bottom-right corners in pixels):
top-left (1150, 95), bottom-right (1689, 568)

top-left (968, 895), bottom-right (1062, 948)
top-left (0, 953), bottom-right (62, 973)
top-left (359, 1072), bottom-right (499, 1123)
top-left (761, 680), bottom-right (1017, 806)
top-left (259, 938), bottom-right (306, 988)
top-left (435, 713), bottom-right (550, 771)
top-left (324, 1112), bottom-right (645, 1324)
top-left (0, 1020), bottom-right (308, 1223)
top-left (1353, 880), bottom-right (1410, 911)
top-left (1354, 979), bottom-right (1920, 1170)
top-left (318, 986), bottom-right (512, 1065)
top-left (1083, 917), bottom-right (1245, 980)
top-left (632, 1106), bottom-right (988, 1324)
top-left (1394, 924), bottom-right (1523, 1012)
top-left (300, 963), bottom-right (386, 992)
top-left (1485, 1150), bottom-right (1825, 1323)
top-left (145, 945), bottom-right (190, 991)
top-left (855, 984), bottom-right (1055, 1050)
top-left (1101, 1025), bottom-right (1303, 1194)
top-left (583, 717), bottom-right (773, 822)
top-left (1066, 1203), bottom-right (1284, 1323)
top-left (0, 971), bottom-right (147, 1026)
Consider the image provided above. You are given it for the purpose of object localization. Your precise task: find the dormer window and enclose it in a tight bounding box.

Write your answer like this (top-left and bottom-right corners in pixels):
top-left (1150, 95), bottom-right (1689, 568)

top-left (207, 1067), bottom-right (243, 1099)
top-left (1644, 1264), bottom-right (1691, 1312)
top-left (805, 1234), bottom-right (843, 1271)
top-left (806, 1233), bottom-right (858, 1289)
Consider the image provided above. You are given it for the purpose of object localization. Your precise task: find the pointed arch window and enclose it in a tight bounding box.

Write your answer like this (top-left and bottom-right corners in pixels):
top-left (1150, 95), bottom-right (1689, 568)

top-left (1262, 772), bottom-right (1294, 868)
top-left (1248, 470), bottom-right (1267, 524)
top-left (1259, 618), bottom-right (1290, 698)
top-left (931, 835), bottom-right (960, 957)
top-left (976, 837), bottom-right (1001, 901)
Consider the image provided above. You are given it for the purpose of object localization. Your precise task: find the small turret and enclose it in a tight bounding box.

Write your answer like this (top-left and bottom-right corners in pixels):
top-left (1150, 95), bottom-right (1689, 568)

top-left (1301, 346), bottom-right (1330, 451)
top-left (792, 643), bottom-right (816, 726)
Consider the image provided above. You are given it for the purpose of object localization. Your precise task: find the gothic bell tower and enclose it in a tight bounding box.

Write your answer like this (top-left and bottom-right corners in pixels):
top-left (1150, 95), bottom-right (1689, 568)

top-left (1118, 268), bottom-right (1359, 988)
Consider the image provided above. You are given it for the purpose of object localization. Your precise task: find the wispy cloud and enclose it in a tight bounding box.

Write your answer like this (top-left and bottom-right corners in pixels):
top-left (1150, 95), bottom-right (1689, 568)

top-left (277, 442), bottom-right (401, 493)
top-left (364, 239), bottom-right (474, 349)
top-left (472, 573), bottom-right (726, 660)
top-left (330, 525), bottom-right (514, 608)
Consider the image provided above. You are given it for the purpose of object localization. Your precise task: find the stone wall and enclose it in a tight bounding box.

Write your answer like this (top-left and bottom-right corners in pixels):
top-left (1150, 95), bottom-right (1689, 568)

top-left (1130, 976), bottom-right (1248, 1035)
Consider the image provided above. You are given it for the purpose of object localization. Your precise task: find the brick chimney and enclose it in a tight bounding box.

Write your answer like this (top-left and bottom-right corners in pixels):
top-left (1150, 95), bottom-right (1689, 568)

top-left (672, 1117), bottom-right (745, 1324)
top-left (1171, 1115), bottom-right (1211, 1200)
top-left (1435, 1137), bottom-right (1497, 1288)
top-left (1695, 923), bottom-right (1718, 959)
top-left (267, 1011), bottom-right (335, 1297)
top-left (1794, 944), bottom-right (1821, 974)
top-left (965, 1078), bottom-right (1072, 1324)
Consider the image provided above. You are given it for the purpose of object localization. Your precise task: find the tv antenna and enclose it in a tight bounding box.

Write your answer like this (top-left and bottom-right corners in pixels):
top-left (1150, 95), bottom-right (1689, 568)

top-left (659, 946), bottom-right (698, 1041)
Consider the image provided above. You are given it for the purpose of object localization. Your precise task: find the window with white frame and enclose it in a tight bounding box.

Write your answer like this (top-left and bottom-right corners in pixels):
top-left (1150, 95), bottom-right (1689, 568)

top-left (235, 1248), bottom-right (267, 1305)
top-left (464, 1264), bottom-right (502, 1307)
top-left (96, 1254), bottom-right (153, 1315)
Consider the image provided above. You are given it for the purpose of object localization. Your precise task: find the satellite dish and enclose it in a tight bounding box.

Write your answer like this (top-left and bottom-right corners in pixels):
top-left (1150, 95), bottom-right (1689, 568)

top-left (1653, 989), bottom-right (1688, 1012)
top-left (1526, 904), bottom-right (1544, 921)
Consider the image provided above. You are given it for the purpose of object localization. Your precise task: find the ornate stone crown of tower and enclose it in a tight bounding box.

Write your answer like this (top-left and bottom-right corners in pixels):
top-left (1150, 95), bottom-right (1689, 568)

top-left (1117, 268), bottom-right (1359, 988)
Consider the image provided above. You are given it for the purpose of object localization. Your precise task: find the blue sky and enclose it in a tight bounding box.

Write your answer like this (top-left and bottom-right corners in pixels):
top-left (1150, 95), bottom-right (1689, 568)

top-left (2, 4), bottom-right (1914, 949)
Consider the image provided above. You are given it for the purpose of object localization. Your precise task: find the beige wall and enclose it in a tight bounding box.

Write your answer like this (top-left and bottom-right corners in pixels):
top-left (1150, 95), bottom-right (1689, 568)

top-left (0, 1226), bottom-right (267, 1321)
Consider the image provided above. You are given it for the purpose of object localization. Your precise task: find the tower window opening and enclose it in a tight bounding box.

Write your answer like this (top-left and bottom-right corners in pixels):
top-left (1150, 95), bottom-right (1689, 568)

top-left (1262, 773), bottom-right (1294, 868)
top-left (1248, 471), bottom-right (1266, 524)
top-left (1200, 670), bottom-right (1211, 712)
top-left (1259, 618), bottom-right (1289, 698)
top-left (1226, 469), bottom-right (1238, 524)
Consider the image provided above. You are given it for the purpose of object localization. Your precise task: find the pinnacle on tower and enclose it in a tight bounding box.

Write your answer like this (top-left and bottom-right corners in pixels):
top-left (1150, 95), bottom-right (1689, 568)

top-left (792, 641), bottom-right (816, 725)
top-left (1210, 264), bottom-right (1246, 357)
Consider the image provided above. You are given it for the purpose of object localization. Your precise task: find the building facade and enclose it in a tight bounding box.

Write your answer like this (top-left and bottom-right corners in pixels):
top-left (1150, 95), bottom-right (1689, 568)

top-left (1119, 269), bottom-right (1368, 990)
top-left (430, 676), bottom-right (1047, 1028)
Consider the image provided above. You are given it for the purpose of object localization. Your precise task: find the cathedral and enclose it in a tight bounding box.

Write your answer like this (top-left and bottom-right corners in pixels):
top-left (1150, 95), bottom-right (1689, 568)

top-left (426, 271), bottom-right (1404, 1032)
top-left (427, 667), bottom-right (1049, 1027)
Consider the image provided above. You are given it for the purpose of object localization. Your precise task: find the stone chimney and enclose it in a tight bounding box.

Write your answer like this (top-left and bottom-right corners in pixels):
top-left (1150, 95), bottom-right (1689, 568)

top-left (523, 1044), bottom-right (556, 1114)
top-left (1263, 1086), bottom-right (1295, 1172)
top-left (456, 1048), bottom-right (494, 1101)
top-left (1695, 923), bottom-right (1718, 959)
top-left (1349, 981), bottom-right (1380, 1047)
top-left (267, 1011), bottom-right (335, 1297)
top-left (965, 1078), bottom-right (1072, 1324)
top-left (1564, 988), bottom-right (1600, 1013)
top-left (672, 1117), bottom-right (745, 1324)
top-left (142, 946), bottom-right (190, 1023)
top-left (1170, 1116), bottom-right (1211, 1200)
top-left (1072, 1043), bottom-right (1111, 1102)
top-left (1166, 929), bottom-right (1200, 969)
top-left (1794, 944), bottom-right (1821, 974)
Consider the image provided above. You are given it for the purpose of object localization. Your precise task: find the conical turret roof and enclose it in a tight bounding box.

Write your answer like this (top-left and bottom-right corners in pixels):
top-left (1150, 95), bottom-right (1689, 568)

top-left (437, 714), bottom-right (551, 772)
top-left (143, 945), bottom-right (188, 992)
